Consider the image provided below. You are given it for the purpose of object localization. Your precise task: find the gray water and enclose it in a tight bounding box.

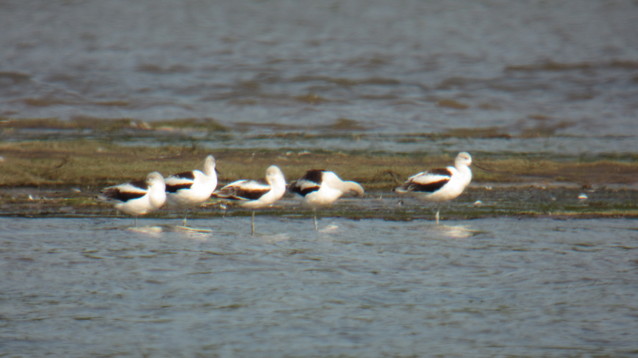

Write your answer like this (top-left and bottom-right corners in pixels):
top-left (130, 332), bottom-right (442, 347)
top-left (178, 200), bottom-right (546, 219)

top-left (2, 0), bottom-right (638, 154)
top-left (1, 217), bottom-right (637, 357)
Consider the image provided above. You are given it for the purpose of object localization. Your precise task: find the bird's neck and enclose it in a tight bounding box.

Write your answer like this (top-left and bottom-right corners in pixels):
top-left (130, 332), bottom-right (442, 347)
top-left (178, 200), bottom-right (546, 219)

top-left (338, 181), bottom-right (364, 196)
top-left (269, 178), bottom-right (287, 195)
top-left (456, 165), bottom-right (472, 182)
top-left (203, 165), bottom-right (215, 177)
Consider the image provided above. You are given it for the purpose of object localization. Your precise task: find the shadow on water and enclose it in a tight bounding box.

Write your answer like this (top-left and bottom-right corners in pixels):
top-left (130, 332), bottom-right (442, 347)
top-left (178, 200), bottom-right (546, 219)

top-left (93, 217), bottom-right (483, 241)
top-left (429, 224), bottom-right (481, 239)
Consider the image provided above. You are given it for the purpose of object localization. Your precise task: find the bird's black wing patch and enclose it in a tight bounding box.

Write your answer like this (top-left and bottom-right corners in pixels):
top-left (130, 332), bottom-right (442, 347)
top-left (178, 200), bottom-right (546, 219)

top-left (289, 182), bottom-right (320, 196)
top-left (213, 180), bottom-right (270, 201)
top-left (232, 187), bottom-right (269, 200)
top-left (129, 179), bottom-right (149, 190)
top-left (173, 171), bottom-right (195, 180)
top-left (407, 179), bottom-right (449, 193)
top-left (165, 183), bottom-right (193, 193)
top-left (300, 169), bottom-right (325, 183)
top-left (428, 168), bottom-right (453, 176)
top-left (289, 178), bottom-right (321, 197)
top-left (101, 187), bottom-right (145, 202)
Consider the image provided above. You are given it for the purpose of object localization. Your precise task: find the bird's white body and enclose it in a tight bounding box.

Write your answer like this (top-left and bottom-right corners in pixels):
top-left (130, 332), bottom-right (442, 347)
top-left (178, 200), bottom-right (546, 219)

top-left (165, 155), bottom-right (217, 209)
top-left (240, 181), bottom-right (286, 209)
top-left (212, 165), bottom-right (286, 235)
top-left (401, 165), bottom-right (471, 202)
top-left (305, 184), bottom-right (345, 207)
top-left (290, 170), bottom-right (364, 208)
top-left (396, 152), bottom-right (472, 223)
top-left (214, 165), bottom-right (286, 209)
top-left (290, 169), bottom-right (364, 230)
top-left (100, 172), bottom-right (166, 217)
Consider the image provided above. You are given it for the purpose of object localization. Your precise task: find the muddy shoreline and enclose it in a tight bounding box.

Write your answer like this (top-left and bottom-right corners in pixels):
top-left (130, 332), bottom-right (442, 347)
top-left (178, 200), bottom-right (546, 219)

top-left (2, 123), bottom-right (637, 219)
top-left (2, 183), bottom-right (638, 222)
top-left (2, 182), bottom-right (637, 220)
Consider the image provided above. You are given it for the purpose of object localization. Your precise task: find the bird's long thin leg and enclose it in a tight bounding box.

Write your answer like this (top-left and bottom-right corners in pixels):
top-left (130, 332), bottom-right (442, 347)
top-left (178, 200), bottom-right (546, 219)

top-left (435, 210), bottom-right (440, 225)
top-left (251, 211), bottom-right (256, 236)
top-left (313, 209), bottom-right (318, 231)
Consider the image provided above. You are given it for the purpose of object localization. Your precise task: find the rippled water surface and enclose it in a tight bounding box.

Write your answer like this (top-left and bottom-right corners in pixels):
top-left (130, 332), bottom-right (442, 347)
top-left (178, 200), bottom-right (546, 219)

top-left (1, 217), bottom-right (637, 357)
top-left (2, 0), bottom-right (638, 154)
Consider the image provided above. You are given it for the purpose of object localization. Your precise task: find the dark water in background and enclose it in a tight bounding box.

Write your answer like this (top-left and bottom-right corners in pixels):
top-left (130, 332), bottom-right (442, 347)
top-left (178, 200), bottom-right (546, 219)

top-left (1, 0), bottom-right (638, 154)
top-left (1, 217), bottom-right (637, 357)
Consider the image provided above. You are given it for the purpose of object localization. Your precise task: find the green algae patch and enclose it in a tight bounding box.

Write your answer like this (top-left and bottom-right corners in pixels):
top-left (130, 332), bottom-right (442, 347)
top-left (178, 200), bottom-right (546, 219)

top-left (436, 98), bottom-right (470, 110)
top-left (1, 139), bottom-right (637, 218)
top-left (473, 157), bottom-right (638, 185)
top-left (152, 118), bottom-right (228, 132)
top-left (1, 140), bottom-right (638, 188)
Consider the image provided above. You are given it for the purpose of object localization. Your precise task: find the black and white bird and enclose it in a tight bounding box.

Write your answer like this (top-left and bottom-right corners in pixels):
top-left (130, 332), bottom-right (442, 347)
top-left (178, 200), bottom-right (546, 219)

top-left (395, 152), bottom-right (472, 224)
top-left (165, 155), bottom-right (217, 226)
top-left (99, 171), bottom-right (167, 226)
top-left (289, 169), bottom-right (365, 230)
top-left (212, 165), bottom-right (286, 235)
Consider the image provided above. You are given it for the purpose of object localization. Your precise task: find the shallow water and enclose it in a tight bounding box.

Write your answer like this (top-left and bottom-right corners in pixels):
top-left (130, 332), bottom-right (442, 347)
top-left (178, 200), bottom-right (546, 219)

top-left (1, 217), bottom-right (637, 357)
top-left (2, 0), bottom-right (638, 155)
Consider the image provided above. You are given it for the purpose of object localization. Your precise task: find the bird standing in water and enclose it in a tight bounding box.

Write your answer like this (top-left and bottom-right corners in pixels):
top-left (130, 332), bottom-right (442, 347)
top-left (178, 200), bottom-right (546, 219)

top-left (395, 152), bottom-right (472, 224)
top-left (289, 169), bottom-right (365, 231)
top-left (165, 155), bottom-right (217, 227)
top-left (99, 171), bottom-right (167, 226)
top-left (212, 165), bottom-right (286, 235)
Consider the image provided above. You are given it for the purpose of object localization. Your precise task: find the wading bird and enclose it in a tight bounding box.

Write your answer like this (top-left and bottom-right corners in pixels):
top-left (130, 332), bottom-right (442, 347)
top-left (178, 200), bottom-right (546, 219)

top-left (395, 152), bottom-right (472, 224)
top-left (99, 171), bottom-right (166, 226)
top-left (289, 169), bottom-right (364, 230)
top-left (212, 165), bottom-right (286, 235)
top-left (165, 155), bottom-right (217, 226)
